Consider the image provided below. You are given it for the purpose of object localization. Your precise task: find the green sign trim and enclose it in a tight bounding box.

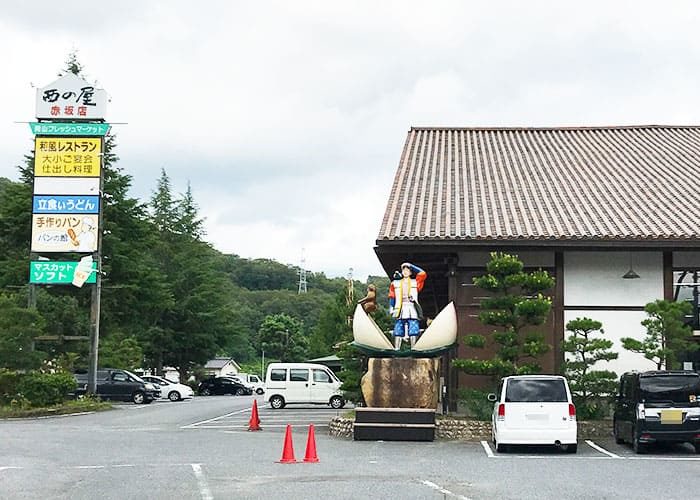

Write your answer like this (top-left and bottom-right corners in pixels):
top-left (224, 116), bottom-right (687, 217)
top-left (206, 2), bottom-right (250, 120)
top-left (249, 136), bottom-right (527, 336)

top-left (29, 261), bottom-right (97, 285)
top-left (29, 122), bottom-right (111, 136)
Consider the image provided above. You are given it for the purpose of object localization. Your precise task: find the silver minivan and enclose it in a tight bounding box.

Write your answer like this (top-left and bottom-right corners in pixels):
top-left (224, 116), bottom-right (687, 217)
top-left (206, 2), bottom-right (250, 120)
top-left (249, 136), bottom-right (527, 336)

top-left (264, 362), bottom-right (345, 410)
top-left (489, 375), bottom-right (577, 453)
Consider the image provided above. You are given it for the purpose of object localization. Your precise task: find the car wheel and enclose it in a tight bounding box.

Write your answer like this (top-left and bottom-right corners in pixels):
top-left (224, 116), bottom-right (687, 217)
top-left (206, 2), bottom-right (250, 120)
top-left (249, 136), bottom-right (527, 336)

top-left (694, 443), bottom-right (700, 454)
top-left (256, 388), bottom-right (265, 395)
top-left (330, 396), bottom-right (345, 409)
top-left (200, 388), bottom-right (211, 396)
top-left (613, 421), bottom-right (625, 444)
top-left (270, 395), bottom-right (285, 409)
top-left (235, 388), bottom-right (245, 396)
top-left (565, 443), bottom-right (577, 454)
top-left (168, 391), bottom-right (181, 402)
top-left (132, 391), bottom-right (145, 404)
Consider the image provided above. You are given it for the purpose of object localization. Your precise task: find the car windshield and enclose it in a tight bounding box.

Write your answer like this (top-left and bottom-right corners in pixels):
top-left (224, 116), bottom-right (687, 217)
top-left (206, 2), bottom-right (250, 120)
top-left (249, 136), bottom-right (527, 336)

top-left (124, 370), bottom-right (145, 383)
top-left (505, 378), bottom-right (568, 402)
top-left (640, 375), bottom-right (700, 405)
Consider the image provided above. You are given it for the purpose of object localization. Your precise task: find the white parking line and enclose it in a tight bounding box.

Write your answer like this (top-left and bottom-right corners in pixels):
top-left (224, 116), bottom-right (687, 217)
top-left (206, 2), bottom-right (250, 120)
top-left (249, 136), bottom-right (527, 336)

top-left (36, 411), bottom-right (95, 419)
top-left (480, 440), bottom-right (495, 458)
top-left (182, 407), bottom-right (253, 428)
top-left (0, 467), bottom-right (22, 472)
top-left (191, 463), bottom-right (213, 500)
top-left (421, 480), bottom-right (472, 500)
top-left (585, 440), bottom-right (622, 459)
top-left (193, 424), bottom-right (329, 429)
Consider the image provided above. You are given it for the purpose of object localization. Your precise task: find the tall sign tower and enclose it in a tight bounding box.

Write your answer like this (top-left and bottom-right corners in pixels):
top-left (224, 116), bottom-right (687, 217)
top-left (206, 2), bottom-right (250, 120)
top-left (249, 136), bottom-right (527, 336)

top-left (29, 73), bottom-right (109, 394)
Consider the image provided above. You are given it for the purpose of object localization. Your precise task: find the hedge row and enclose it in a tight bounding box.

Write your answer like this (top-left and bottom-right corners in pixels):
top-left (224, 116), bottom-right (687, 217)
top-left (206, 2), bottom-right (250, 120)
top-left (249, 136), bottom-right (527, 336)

top-left (0, 369), bottom-right (77, 408)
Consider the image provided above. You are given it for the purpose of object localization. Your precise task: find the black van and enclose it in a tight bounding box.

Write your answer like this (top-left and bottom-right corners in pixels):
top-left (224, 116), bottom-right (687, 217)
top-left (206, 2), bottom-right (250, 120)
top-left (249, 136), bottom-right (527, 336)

top-left (74, 369), bottom-right (161, 404)
top-left (613, 371), bottom-right (700, 454)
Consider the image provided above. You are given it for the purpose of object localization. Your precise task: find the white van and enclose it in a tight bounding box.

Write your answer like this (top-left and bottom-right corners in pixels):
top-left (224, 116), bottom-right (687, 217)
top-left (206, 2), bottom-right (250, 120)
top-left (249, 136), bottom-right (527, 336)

top-left (489, 375), bottom-right (577, 453)
top-left (227, 373), bottom-right (265, 394)
top-left (264, 362), bottom-right (345, 410)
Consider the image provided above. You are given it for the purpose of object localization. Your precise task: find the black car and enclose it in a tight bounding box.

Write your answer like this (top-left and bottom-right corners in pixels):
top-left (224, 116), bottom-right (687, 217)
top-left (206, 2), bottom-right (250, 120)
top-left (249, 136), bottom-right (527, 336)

top-left (73, 369), bottom-right (161, 404)
top-left (198, 376), bottom-right (253, 396)
top-left (613, 370), bottom-right (700, 454)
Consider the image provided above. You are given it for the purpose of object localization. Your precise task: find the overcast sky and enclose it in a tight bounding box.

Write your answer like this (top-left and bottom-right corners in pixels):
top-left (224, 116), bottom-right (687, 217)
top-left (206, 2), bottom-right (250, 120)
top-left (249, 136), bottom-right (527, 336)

top-left (2, 1), bottom-right (700, 281)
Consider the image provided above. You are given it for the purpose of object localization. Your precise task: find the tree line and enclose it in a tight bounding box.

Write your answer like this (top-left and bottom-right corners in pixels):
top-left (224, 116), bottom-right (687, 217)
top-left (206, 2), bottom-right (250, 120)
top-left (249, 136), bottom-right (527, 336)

top-left (0, 59), bottom-right (392, 383)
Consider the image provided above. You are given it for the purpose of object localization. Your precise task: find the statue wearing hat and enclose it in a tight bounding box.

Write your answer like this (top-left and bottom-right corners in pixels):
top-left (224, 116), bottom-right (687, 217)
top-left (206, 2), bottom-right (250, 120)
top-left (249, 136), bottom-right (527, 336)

top-left (389, 262), bottom-right (427, 350)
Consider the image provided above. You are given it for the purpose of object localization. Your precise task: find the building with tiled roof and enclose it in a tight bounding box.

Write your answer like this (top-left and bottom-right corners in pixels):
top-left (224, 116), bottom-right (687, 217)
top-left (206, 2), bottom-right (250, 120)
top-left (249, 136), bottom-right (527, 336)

top-left (375, 126), bottom-right (700, 404)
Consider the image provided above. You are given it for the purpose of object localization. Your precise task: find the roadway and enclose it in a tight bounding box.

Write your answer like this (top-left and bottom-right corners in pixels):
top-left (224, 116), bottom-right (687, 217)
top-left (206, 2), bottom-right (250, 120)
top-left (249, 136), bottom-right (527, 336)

top-left (1, 395), bottom-right (699, 499)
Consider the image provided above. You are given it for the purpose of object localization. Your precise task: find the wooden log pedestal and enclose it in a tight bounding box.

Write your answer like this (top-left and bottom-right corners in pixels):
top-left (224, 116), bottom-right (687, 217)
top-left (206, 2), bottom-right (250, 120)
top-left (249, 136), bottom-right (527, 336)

top-left (354, 357), bottom-right (439, 441)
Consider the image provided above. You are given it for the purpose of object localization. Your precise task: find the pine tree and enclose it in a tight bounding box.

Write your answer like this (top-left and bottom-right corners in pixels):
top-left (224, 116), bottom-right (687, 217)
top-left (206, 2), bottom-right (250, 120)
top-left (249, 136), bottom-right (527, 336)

top-left (177, 181), bottom-right (205, 238)
top-left (453, 252), bottom-right (554, 378)
top-left (562, 317), bottom-right (618, 419)
top-left (622, 300), bottom-right (696, 369)
top-left (150, 168), bottom-right (178, 233)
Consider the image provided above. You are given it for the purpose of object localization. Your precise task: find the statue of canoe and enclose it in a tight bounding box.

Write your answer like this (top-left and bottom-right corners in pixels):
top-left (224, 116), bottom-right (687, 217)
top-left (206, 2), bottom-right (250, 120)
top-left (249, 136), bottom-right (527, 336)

top-left (351, 302), bottom-right (457, 358)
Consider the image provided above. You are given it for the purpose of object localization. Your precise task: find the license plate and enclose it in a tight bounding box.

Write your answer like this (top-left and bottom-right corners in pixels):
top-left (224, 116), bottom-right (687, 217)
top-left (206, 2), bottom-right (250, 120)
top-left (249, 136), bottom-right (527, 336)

top-left (660, 409), bottom-right (683, 424)
top-left (525, 414), bottom-right (548, 421)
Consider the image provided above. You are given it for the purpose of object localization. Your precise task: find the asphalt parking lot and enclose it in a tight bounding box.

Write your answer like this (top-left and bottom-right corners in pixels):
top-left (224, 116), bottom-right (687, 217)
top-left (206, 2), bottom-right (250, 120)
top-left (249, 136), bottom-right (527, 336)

top-left (2, 396), bottom-right (700, 500)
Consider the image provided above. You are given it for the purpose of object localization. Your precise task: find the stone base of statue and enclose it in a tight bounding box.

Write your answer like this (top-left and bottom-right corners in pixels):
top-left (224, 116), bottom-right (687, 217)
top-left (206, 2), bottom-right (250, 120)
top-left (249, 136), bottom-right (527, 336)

top-left (354, 358), bottom-right (439, 441)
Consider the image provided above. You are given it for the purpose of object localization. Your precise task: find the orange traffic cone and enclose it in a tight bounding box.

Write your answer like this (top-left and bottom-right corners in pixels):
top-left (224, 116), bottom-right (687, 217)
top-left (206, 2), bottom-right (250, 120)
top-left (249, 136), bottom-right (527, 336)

top-left (278, 424), bottom-right (297, 463)
top-left (303, 424), bottom-right (319, 463)
top-left (248, 399), bottom-right (261, 431)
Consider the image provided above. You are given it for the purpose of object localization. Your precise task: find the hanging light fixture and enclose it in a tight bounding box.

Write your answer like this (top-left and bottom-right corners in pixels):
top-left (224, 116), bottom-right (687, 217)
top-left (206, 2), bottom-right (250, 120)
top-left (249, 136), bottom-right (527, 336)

top-left (622, 252), bottom-right (640, 279)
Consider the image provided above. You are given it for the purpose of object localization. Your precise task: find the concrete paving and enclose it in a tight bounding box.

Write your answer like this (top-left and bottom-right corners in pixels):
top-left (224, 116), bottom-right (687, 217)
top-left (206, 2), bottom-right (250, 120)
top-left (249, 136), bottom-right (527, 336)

top-left (2, 396), bottom-right (699, 499)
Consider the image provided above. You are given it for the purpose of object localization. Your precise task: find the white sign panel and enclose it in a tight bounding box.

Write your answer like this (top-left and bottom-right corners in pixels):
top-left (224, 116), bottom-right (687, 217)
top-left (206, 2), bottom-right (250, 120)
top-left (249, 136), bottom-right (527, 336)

top-left (34, 177), bottom-right (100, 195)
top-left (36, 74), bottom-right (107, 120)
top-left (31, 214), bottom-right (99, 253)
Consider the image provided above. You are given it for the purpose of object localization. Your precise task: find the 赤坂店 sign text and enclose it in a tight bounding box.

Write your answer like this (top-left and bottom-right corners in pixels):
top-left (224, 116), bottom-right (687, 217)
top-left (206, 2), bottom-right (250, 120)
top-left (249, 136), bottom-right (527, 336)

top-left (35, 74), bottom-right (107, 121)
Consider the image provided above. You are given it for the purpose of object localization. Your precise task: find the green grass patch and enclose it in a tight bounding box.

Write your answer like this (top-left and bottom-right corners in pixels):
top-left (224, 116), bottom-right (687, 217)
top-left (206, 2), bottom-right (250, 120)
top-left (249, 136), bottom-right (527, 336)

top-left (0, 398), bottom-right (112, 419)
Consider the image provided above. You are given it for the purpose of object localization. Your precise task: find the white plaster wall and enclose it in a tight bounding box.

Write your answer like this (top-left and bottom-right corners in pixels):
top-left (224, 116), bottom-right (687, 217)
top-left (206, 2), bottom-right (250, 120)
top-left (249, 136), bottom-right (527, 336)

top-left (220, 365), bottom-right (239, 377)
top-left (564, 310), bottom-right (659, 376)
top-left (564, 251), bottom-right (663, 307)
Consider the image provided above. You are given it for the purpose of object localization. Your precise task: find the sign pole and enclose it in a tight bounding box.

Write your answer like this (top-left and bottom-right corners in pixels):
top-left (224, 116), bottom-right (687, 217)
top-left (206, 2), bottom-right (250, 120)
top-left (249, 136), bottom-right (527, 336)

top-left (87, 255), bottom-right (102, 394)
top-left (87, 138), bottom-right (106, 395)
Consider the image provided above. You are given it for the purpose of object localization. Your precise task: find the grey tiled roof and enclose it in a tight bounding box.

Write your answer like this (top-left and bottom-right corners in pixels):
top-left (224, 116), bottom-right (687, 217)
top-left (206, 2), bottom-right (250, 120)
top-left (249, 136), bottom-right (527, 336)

top-left (378, 126), bottom-right (700, 242)
top-left (204, 357), bottom-right (233, 369)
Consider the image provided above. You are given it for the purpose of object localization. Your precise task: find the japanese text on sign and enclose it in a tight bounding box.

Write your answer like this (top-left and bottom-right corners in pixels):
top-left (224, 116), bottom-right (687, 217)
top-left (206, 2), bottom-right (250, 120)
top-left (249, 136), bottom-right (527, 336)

top-left (34, 137), bottom-right (102, 177)
top-left (29, 261), bottom-right (97, 285)
top-left (30, 122), bottom-right (111, 136)
top-left (33, 195), bottom-right (100, 214)
top-left (35, 74), bottom-right (107, 120)
top-left (31, 214), bottom-right (98, 253)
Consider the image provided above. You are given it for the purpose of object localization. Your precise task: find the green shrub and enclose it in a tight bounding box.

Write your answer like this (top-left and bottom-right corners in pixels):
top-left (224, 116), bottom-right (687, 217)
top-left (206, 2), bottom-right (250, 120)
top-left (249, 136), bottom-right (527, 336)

top-left (457, 388), bottom-right (493, 421)
top-left (16, 371), bottom-right (77, 407)
top-left (0, 369), bottom-right (22, 406)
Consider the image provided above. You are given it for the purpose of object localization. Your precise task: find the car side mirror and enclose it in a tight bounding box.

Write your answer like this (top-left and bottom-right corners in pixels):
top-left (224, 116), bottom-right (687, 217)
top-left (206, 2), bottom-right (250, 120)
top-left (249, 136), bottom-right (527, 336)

top-left (487, 393), bottom-right (497, 402)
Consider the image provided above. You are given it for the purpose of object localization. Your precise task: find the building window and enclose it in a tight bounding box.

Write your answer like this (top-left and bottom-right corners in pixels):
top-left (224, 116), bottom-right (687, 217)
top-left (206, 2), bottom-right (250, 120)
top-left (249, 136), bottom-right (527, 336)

top-left (674, 270), bottom-right (700, 331)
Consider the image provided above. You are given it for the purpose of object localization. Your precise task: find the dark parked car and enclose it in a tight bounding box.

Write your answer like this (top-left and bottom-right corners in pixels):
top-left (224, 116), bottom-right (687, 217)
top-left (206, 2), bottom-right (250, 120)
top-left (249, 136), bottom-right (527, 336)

top-left (198, 376), bottom-right (253, 396)
top-left (613, 370), bottom-right (700, 454)
top-left (73, 369), bottom-right (161, 404)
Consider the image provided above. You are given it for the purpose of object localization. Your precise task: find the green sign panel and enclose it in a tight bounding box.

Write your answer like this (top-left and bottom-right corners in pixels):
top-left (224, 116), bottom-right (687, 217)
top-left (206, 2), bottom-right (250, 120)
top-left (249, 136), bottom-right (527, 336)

top-left (29, 122), bottom-right (111, 136)
top-left (30, 261), bottom-right (97, 285)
